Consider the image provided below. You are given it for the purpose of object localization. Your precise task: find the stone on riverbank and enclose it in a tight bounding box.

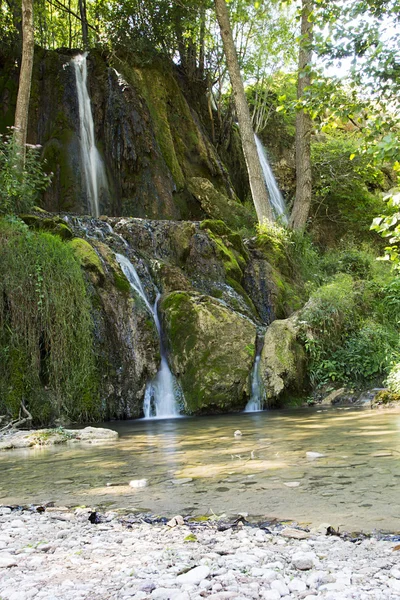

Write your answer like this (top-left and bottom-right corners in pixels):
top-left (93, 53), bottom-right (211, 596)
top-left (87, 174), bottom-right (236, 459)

top-left (0, 507), bottom-right (400, 600)
top-left (0, 427), bottom-right (117, 451)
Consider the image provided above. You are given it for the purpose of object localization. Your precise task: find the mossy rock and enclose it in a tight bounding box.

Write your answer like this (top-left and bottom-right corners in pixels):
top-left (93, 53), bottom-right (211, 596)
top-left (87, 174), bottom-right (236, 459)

top-left (199, 220), bottom-right (249, 283)
top-left (160, 291), bottom-right (256, 414)
top-left (68, 238), bottom-right (105, 284)
top-left (95, 242), bottom-right (131, 294)
top-left (151, 261), bottom-right (191, 293)
top-left (259, 316), bottom-right (307, 406)
top-left (189, 177), bottom-right (256, 232)
top-left (20, 214), bottom-right (73, 240)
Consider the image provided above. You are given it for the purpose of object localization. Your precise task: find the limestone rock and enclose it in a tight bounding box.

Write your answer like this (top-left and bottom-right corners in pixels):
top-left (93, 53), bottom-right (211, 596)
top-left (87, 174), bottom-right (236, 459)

top-left (74, 426), bottom-right (118, 442)
top-left (0, 553), bottom-right (18, 568)
top-left (292, 551), bottom-right (316, 571)
top-left (167, 515), bottom-right (184, 527)
top-left (176, 565), bottom-right (210, 584)
top-left (160, 291), bottom-right (256, 414)
top-left (259, 315), bottom-right (306, 404)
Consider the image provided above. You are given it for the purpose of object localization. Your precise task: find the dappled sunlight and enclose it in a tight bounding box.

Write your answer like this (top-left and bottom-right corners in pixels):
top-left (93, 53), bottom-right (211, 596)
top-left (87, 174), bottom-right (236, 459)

top-left (1, 407), bottom-right (400, 531)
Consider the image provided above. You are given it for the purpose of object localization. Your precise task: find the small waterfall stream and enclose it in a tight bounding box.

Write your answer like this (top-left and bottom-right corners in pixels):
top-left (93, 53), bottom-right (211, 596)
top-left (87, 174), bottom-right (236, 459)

top-left (116, 253), bottom-right (181, 419)
top-left (72, 53), bottom-right (108, 218)
top-left (254, 135), bottom-right (288, 224)
top-left (245, 337), bottom-right (266, 412)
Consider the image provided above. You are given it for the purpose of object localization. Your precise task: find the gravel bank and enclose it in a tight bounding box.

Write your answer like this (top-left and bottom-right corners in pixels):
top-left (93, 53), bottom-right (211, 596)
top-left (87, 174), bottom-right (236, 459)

top-left (1, 506), bottom-right (400, 600)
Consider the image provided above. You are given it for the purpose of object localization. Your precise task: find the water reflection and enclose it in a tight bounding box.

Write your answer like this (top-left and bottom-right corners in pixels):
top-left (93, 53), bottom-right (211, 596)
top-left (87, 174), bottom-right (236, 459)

top-left (1, 407), bottom-right (400, 532)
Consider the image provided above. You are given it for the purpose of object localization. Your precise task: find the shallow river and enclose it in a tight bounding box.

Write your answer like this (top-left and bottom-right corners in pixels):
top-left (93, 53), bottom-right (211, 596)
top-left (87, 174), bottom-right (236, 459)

top-left (1, 407), bottom-right (400, 533)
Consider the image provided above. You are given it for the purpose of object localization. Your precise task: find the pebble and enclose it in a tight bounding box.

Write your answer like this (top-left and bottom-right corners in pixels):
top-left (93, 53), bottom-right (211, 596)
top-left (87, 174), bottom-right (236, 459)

top-left (0, 507), bottom-right (398, 600)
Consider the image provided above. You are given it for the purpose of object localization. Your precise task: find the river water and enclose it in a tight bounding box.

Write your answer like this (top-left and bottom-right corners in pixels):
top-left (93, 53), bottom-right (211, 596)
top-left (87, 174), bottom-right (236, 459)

top-left (1, 407), bottom-right (400, 533)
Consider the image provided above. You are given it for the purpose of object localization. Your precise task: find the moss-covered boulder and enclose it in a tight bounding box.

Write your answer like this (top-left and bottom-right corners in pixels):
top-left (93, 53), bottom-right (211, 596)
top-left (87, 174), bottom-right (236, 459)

top-left (188, 178), bottom-right (256, 232)
top-left (68, 238), bottom-right (105, 285)
top-left (160, 291), bottom-right (257, 414)
top-left (259, 316), bottom-right (306, 405)
top-left (20, 214), bottom-right (73, 240)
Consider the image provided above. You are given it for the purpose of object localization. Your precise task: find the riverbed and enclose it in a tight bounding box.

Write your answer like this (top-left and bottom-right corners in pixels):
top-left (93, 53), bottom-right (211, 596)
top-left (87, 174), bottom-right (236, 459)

top-left (1, 407), bottom-right (400, 533)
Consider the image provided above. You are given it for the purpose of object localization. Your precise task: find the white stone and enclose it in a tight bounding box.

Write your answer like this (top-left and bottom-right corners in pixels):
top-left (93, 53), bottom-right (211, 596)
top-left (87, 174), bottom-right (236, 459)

top-left (167, 515), bottom-right (184, 527)
top-left (306, 452), bottom-right (325, 459)
top-left (176, 565), bottom-right (210, 585)
top-left (388, 578), bottom-right (400, 592)
top-left (292, 551), bottom-right (316, 570)
top-left (0, 552), bottom-right (18, 568)
top-left (270, 579), bottom-right (289, 596)
top-left (151, 588), bottom-right (179, 599)
top-left (129, 479), bottom-right (148, 488)
top-left (288, 578), bottom-right (307, 592)
top-left (390, 567), bottom-right (400, 579)
top-left (261, 590), bottom-right (280, 600)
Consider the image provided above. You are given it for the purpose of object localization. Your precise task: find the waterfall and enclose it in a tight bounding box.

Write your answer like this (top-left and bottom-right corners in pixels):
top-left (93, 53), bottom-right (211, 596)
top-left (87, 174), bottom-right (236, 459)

top-left (72, 53), bottom-right (108, 218)
top-left (254, 134), bottom-right (288, 224)
top-left (116, 253), bottom-right (181, 419)
top-left (245, 339), bottom-right (266, 412)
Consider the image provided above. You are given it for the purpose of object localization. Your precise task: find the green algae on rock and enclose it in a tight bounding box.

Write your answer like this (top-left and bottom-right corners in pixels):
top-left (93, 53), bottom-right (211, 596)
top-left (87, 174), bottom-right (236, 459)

top-left (160, 291), bottom-right (256, 414)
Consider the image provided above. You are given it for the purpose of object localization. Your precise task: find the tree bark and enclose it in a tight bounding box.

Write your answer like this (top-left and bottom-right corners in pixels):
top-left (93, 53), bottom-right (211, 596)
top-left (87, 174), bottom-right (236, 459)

top-left (78, 0), bottom-right (88, 49)
top-left (214, 0), bottom-right (273, 223)
top-left (290, 0), bottom-right (313, 231)
top-left (13, 0), bottom-right (34, 167)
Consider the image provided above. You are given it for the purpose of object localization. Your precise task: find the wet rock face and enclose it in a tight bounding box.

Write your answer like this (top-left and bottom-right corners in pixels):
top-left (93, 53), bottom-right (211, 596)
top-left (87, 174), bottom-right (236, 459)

top-left (86, 241), bottom-right (159, 419)
top-left (243, 255), bottom-right (278, 325)
top-left (5, 49), bottom-right (237, 219)
top-left (160, 292), bottom-right (257, 414)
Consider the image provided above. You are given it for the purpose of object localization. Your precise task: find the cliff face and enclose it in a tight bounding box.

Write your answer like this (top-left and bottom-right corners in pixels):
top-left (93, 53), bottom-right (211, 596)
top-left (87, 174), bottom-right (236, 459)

top-left (0, 48), bottom-right (240, 219)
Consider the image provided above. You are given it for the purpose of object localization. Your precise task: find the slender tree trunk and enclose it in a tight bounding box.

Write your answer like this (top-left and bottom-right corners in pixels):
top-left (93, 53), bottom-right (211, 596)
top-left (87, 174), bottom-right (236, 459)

top-left (78, 0), bottom-right (88, 48)
top-left (13, 0), bottom-right (34, 167)
top-left (198, 2), bottom-right (206, 79)
top-left (214, 0), bottom-right (273, 223)
top-left (290, 0), bottom-right (313, 231)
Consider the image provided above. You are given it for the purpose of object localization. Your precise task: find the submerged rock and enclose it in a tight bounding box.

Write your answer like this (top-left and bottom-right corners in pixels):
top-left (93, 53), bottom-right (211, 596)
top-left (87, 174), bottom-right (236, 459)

top-left (160, 292), bottom-right (256, 414)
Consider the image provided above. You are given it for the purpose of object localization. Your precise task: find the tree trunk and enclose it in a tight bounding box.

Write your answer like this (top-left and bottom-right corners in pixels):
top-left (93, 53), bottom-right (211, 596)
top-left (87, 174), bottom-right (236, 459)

top-left (13, 0), bottom-right (34, 167)
top-left (214, 0), bottom-right (273, 223)
top-left (78, 0), bottom-right (88, 48)
top-left (290, 0), bottom-right (313, 231)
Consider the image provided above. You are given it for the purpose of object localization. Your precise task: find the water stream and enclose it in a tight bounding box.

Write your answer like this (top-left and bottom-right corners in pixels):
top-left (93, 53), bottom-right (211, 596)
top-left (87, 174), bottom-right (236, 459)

top-left (116, 254), bottom-right (181, 419)
top-left (1, 407), bottom-right (400, 532)
top-left (72, 53), bottom-right (108, 218)
top-left (255, 134), bottom-right (288, 224)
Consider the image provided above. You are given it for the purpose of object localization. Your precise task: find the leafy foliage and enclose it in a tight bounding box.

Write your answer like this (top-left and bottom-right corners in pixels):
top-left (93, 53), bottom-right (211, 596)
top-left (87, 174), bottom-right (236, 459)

top-left (0, 132), bottom-right (52, 216)
top-left (299, 263), bottom-right (400, 387)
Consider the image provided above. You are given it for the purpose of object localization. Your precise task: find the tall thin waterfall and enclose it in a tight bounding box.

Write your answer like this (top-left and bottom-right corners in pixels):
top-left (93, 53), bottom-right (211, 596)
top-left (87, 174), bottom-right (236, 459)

top-left (116, 254), bottom-right (181, 419)
top-left (72, 53), bottom-right (108, 218)
top-left (255, 135), bottom-right (288, 224)
top-left (245, 339), bottom-right (266, 412)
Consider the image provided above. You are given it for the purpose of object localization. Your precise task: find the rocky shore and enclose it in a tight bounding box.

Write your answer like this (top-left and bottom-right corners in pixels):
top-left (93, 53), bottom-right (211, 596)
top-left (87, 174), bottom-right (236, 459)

top-left (1, 506), bottom-right (400, 600)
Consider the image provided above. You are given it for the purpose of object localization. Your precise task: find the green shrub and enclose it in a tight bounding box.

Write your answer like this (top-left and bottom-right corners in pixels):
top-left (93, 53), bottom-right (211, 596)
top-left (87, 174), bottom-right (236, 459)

top-left (387, 363), bottom-right (400, 394)
top-left (299, 270), bottom-right (400, 387)
top-left (0, 217), bottom-right (99, 424)
top-left (0, 132), bottom-right (52, 215)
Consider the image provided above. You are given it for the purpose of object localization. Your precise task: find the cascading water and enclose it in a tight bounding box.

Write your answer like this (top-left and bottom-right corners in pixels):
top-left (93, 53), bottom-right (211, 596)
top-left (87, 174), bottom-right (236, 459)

top-left (116, 253), bottom-right (181, 419)
top-left (254, 134), bottom-right (288, 224)
top-left (72, 53), bottom-right (108, 218)
top-left (245, 338), bottom-right (266, 412)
